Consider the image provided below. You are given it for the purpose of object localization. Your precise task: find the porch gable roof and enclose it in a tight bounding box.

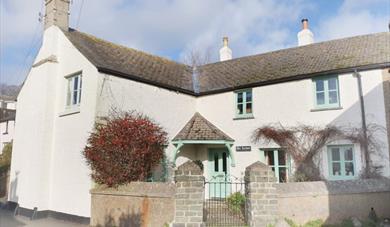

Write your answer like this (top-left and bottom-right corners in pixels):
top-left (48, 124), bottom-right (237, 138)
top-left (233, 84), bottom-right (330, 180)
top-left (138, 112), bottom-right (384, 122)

top-left (173, 112), bottom-right (234, 142)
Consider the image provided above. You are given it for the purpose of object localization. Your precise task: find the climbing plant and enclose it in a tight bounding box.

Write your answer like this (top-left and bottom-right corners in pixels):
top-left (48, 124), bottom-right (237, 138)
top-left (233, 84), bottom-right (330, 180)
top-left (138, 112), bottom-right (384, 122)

top-left (252, 123), bottom-right (384, 181)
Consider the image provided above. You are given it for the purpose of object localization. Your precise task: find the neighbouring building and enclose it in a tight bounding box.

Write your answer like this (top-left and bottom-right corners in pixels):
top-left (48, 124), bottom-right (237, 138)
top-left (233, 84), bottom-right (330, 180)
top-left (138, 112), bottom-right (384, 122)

top-left (0, 95), bottom-right (16, 154)
top-left (9, 0), bottom-right (390, 221)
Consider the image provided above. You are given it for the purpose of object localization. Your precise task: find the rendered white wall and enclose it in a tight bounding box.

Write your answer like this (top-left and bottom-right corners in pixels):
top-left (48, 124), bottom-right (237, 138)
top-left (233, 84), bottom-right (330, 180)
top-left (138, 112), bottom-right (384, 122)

top-left (96, 74), bottom-right (197, 165)
top-left (9, 26), bottom-right (98, 217)
top-left (196, 70), bottom-right (390, 179)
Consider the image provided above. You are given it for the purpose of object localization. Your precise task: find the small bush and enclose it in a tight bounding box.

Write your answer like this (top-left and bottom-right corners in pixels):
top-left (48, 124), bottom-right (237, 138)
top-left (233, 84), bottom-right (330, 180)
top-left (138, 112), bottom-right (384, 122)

top-left (227, 192), bottom-right (246, 213)
top-left (83, 112), bottom-right (168, 187)
top-left (285, 218), bottom-right (323, 227)
top-left (0, 143), bottom-right (12, 174)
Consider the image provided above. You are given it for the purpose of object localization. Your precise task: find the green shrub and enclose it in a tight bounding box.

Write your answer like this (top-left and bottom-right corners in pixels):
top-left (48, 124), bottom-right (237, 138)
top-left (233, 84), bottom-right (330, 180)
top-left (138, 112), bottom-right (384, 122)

top-left (227, 192), bottom-right (246, 213)
top-left (0, 143), bottom-right (12, 174)
top-left (285, 218), bottom-right (299, 227)
top-left (339, 218), bottom-right (354, 227)
top-left (285, 218), bottom-right (324, 227)
top-left (304, 219), bottom-right (324, 227)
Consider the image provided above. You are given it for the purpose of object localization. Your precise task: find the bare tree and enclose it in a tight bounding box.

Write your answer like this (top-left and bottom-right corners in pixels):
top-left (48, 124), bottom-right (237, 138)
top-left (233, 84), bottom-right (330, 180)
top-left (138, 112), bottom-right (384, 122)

top-left (182, 47), bottom-right (213, 67)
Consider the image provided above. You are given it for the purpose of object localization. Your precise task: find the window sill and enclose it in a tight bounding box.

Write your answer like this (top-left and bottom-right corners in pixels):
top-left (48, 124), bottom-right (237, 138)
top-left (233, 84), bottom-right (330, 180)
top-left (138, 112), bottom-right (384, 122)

top-left (233, 115), bottom-right (255, 120)
top-left (59, 107), bottom-right (80, 117)
top-left (310, 106), bottom-right (342, 112)
top-left (328, 176), bottom-right (357, 181)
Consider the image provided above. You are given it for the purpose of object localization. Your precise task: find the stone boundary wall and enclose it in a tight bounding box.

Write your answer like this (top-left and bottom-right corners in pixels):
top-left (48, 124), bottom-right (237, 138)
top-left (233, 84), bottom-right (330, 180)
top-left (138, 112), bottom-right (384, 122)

top-left (245, 162), bottom-right (278, 226)
top-left (172, 161), bottom-right (205, 227)
top-left (90, 182), bottom-right (175, 227)
top-left (276, 178), bottom-right (390, 224)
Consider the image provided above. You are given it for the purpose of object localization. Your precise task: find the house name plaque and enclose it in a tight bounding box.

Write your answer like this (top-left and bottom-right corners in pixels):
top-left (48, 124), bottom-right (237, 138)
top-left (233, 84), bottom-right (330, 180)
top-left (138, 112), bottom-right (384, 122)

top-left (236, 146), bottom-right (251, 152)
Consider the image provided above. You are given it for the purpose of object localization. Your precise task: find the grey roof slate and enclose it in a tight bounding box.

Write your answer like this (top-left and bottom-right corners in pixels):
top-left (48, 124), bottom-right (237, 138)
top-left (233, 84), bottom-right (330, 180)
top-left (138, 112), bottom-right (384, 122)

top-left (63, 28), bottom-right (390, 96)
top-left (63, 29), bottom-right (194, 94)
top-left (173, 112), bottom-right (234, 141)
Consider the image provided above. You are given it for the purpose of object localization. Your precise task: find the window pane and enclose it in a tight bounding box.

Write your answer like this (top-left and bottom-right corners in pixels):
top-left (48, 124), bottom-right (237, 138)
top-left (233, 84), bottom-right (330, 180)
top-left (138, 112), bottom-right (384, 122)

top-left (246, 103), bottom-right (252, 114)
top-left (328, 78), bottom-right (337, 90)
top-left (222, 152), bottom-right (227, 172)
top-left (73, 91), bottom-right (78, 105)
top-left (79, 76), bottom-right (82, 103)
top-left (66, 79), bottom-right (71, 106)
top-left (344, 148), bottom-right (353, 161)
top-left (246, 91), bottom-right (252, 102)
top-left (237, 104), bottom-right (243, 115)
top-left (345, 162), bottom-right (354, 176)
top-left (329, 91), bottom-right (338, 104)
top-left (214, 154), bottom-right (219, 172)
top-left (278, 150), bottom-right (286, 165)
top-left (316, 92), bottom-right (325, 105)
top-left (331, 148), bottom-right (340, 161)
top-left (73, 76), bottom-right (79, 91)
top-left (78, 89), bottom-right (82, 103)
top-left (237, 93), bottom-right (243, 103)
top-left (316, 80), bottom-right (324, 92)
top-left (332, 163), bottom-right (341, 175)
top-left (266, 151), bottom-right (274, 165)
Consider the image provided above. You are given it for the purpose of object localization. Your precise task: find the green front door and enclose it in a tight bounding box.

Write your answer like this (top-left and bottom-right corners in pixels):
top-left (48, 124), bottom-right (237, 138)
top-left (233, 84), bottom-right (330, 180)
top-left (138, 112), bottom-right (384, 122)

top-left (208, 148), bottom-right (230, 198)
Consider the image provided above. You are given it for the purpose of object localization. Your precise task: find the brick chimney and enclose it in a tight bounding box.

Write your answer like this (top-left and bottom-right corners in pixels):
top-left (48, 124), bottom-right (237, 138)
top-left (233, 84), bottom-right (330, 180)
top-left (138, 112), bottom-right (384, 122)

top-left (44, 0), bottom-right (70, 30)
top-left (297, 18), bottom-right (314, 46)
top-left (219, 37), bottom-right (232, 61)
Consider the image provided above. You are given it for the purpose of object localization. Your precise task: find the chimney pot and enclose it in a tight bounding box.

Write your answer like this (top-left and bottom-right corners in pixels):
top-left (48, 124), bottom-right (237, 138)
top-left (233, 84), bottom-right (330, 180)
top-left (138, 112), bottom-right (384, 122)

top-left (219, 36), bottom-right (232, 61)
top-left (297, 18), bottom-right (314, 46)
top-left (301, 18), bottom-right (309, 29)
top-left (223, 37), bottom-right (229, 47)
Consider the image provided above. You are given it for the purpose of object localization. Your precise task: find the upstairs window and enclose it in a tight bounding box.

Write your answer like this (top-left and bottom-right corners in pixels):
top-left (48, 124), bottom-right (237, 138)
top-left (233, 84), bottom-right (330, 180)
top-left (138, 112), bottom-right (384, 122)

top-left (328, 145), bottom-right (355, 180)
top-left (66, 73), bottom-right (82, 108)
top-left (235, 89), bottom-right (253, 118)
top-left (313, 76), bottom-right (340, 109)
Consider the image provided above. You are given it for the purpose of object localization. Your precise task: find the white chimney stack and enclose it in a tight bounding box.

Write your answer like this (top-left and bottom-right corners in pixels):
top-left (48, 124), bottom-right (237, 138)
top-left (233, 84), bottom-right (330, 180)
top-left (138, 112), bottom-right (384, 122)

top-left (297, 18), bottom-right (314, 46)
top-left (219, 37), bottom-right (232, 61)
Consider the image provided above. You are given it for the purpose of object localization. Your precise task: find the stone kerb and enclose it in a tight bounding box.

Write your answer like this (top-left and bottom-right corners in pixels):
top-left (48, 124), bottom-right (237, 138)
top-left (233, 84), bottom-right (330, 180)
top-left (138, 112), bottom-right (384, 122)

top-left (245, 161), bottom-right (278, 227)
top-left (172, 161), bottom-right (205, 227)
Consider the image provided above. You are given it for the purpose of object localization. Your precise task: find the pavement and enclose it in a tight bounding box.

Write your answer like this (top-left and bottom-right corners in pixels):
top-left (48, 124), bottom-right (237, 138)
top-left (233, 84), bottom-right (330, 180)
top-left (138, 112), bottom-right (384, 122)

top-left (0, 209), bottom-right (88, 227)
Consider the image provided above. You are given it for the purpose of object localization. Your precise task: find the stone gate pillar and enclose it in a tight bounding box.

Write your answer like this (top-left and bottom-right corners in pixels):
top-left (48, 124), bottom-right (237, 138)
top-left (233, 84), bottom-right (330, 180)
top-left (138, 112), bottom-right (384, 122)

top-left (172, 161), bottom-right (205, 227)
top-left (245, 161), bottom-right (278, 227)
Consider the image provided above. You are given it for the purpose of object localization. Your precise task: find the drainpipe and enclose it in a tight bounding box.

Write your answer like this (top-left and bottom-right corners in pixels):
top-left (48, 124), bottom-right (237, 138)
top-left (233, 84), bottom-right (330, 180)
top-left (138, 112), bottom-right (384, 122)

top-left (354, 69), bottom-right (370, 174)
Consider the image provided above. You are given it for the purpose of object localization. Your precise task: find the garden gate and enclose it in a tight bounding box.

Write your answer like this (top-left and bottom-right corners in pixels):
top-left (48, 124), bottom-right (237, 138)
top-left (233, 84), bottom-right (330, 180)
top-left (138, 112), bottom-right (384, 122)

top-left (204, 176), bottom-right (247, 226)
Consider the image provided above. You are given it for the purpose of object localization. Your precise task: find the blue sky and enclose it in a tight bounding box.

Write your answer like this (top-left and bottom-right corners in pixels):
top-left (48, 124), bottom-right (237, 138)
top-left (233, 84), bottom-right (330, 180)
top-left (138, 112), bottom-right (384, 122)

top-left (1, 0), bottom-right (389, 85)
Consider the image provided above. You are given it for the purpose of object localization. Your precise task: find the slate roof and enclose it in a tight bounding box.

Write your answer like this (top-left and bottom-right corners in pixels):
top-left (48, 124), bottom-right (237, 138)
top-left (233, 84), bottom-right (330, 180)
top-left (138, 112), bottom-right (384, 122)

top-left (63, 28), bottom-right (390, 96)
top-left (63, 29), bottom-right (194, 94)
top-left (173, 112), bottom-right (234, 141)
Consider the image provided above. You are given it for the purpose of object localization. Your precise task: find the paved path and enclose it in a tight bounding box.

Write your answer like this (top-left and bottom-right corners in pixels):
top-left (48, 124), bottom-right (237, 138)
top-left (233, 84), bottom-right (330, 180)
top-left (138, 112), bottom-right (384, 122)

top-left (0, 209), bottom-right (88, 227)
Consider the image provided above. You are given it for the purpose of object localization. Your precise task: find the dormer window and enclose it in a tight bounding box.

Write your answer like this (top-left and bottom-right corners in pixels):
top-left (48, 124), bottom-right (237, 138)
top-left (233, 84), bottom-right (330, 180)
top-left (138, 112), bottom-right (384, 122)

top-left (66, 73), bottom-right (82, 108)
top-left (235, 89), bottom-right (253, 118)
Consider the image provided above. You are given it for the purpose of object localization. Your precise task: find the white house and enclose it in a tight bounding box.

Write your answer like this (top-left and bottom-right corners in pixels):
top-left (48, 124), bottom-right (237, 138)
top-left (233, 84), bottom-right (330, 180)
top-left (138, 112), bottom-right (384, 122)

top-left (0, 95), bottom-right (16, 154)
top-left (9, 0), bottom-right (390, 222)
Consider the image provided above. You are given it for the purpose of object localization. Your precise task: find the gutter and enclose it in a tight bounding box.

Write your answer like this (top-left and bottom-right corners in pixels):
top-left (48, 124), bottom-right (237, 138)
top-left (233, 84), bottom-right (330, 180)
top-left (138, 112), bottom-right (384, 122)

top-left (354, 69), bottom-right (370, 173)
top-left (98, 62), bottom-right (390, 97)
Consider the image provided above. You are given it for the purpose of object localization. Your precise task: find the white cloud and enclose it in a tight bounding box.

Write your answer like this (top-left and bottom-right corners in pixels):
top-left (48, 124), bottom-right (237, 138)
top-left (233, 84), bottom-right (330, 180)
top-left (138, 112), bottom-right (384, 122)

top-left (1, 0), bottom-right (388, 85)
top-left (72, 0), bottom-right (308, 62)
top-left (316, 0), bottom-right (389, 41)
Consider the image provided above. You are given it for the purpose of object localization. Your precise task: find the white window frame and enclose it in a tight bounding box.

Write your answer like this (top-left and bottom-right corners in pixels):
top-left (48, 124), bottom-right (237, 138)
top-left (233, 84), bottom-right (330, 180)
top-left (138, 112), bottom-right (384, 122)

top-left (65, 72), bottom-right (82, 108)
